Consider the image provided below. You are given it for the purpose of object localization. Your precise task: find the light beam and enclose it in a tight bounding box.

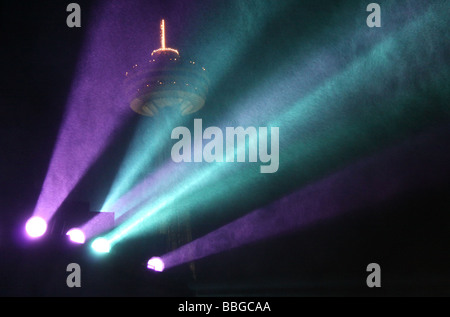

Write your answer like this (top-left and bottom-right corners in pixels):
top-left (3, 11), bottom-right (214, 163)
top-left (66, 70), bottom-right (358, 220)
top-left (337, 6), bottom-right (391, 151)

top-left (160, 126), bottom-right (450, 270)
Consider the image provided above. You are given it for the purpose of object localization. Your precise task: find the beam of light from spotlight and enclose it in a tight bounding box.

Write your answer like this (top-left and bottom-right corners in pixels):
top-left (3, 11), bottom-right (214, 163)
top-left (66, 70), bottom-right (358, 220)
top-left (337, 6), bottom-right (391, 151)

top-left (80, 211), bottom-right (115, 241)
top-left (31, 2), bottom-right (136, 222)
top-left (105, 129), bottom-right (276, 245)
top-left (104, 160), bottom-right (180, 220)
top-left (103, 0), bottom-right (450, 245)
top-left (105, 166), bottom-right (216, 245)
top-left (188, 0), bottom-right (431, 128)
top-left (179, 0), bottom-right (295, 94)
top-left (85, 0), bottom-right (298, 238)
top-left (100, 1), bottom-right (296, 215)
top-left (186, 1), bottom-right (450, 226)
top-left (25, 216), bottom-right (47, 238)
top-left (104, 120), bottom-right (262, 225)
top-left (88, 0), bottom-right (449, 246)
top-left (29, 0), bottom-right (289, 234)
top-left (81, 161), bottom-right (177, 237)
top-left (268, 2), bottom-right (450, 164)
top-left (100, 117), bottom-right (181, 215)
top-left (98, 0), bottom-right (292, 221)
top-left (85, 127), bottom-right (223, 239)
top-left (159, 126), bottom-right (450, 270)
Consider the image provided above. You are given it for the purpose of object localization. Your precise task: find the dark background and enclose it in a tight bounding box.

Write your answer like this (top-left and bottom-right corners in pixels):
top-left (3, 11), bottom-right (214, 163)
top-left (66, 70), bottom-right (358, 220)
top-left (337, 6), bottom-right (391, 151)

top-left (1, 0), bottom-right (449, 296)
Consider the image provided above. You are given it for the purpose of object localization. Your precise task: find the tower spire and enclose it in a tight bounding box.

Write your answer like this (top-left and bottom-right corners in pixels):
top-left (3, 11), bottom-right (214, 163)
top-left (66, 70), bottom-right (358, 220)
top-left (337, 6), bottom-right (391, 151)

top-left (161, 19), bottom-right (166, 49)
top-left (152, 19), bottom-right (179, 56)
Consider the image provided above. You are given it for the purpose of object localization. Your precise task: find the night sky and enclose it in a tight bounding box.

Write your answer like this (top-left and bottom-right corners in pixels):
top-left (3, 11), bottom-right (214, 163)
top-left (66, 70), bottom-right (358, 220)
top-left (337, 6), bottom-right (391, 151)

top-left (1, 0), bottom-right (449, 296)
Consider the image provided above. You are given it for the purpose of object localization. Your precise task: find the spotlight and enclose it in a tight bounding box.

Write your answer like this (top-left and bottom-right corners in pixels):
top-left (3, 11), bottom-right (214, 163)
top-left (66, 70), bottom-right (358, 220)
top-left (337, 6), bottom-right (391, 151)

top-left (66, 228), bottom-right (86, 244)
top-left (91, 237), bottom-right (111, 253)
top-left (25, 216), bottom-right (47, 238)
top-left (147, 257), bottom-right (165, 272)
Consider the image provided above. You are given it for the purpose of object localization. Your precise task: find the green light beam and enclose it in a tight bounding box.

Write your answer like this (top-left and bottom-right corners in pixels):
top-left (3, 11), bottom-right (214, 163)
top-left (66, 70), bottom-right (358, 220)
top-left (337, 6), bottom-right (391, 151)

top-left (99, 0), bottom-right (450, 246)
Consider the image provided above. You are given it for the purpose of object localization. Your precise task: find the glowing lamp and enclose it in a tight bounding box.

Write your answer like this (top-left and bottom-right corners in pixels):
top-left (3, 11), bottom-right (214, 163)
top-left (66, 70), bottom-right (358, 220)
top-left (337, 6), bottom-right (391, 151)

top-left (91, 237), bottom-right (111, 253)
top-left (147, 257), bottom-right (165, 272)
top-left (25, 216), bottom-right (47, 238)
top-left (66, 228), bottom-right (86, 244)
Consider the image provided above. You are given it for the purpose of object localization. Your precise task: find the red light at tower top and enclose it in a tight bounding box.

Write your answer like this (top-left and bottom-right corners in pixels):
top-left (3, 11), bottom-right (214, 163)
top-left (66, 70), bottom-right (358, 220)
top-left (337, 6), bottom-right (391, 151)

top-left (152, 19), bottom-right (179, 56)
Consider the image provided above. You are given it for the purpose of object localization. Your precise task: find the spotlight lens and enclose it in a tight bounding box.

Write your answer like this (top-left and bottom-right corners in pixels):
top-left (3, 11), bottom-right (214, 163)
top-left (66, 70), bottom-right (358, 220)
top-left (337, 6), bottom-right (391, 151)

top-left (25, 216), bottom-right (47, 238)
top-left (91, 237), bottom-right (111, 253)
top-left (66, 228), bottom-right (86, 244)
top-left (147, 257), bottom-right (165, 272)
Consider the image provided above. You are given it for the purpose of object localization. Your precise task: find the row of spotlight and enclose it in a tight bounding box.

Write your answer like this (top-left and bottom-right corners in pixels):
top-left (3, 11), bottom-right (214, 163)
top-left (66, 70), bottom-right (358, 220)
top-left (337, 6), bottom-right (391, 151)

top-left (24, 216), bottom-right (165, 272)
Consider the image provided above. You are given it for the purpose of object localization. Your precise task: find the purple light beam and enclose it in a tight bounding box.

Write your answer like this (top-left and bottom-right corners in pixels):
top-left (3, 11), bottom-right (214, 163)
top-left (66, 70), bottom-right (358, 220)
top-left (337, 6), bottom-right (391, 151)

top-left (31, 2), bottom-right (148, 221)
top-left (161, 125), bottom-right (450, 270)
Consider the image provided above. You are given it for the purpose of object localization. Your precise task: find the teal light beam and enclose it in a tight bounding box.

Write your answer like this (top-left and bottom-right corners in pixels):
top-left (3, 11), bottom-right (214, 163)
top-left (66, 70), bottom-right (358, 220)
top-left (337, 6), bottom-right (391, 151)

top-left (100, 0), bottom-right (297, 215)
top-left (94, 0), bottom-right (449, 246)
top-left (101, 115), bottom-right (188, 215)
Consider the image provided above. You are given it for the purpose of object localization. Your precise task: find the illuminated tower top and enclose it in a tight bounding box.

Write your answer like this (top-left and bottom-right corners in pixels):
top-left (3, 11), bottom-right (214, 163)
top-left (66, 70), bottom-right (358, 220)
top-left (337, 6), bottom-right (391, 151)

top-left (125, 19), bottom-right (208, 117)
top-left (151, 19), bottom-right (180, 57)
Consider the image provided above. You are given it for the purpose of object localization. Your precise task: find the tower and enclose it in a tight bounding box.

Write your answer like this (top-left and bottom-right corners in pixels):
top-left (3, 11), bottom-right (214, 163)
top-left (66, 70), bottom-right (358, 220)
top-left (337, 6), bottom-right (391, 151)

top-left (125, 20), bottom-right (209, 116)
top-left (124, 20), bottom-right (202, 279)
